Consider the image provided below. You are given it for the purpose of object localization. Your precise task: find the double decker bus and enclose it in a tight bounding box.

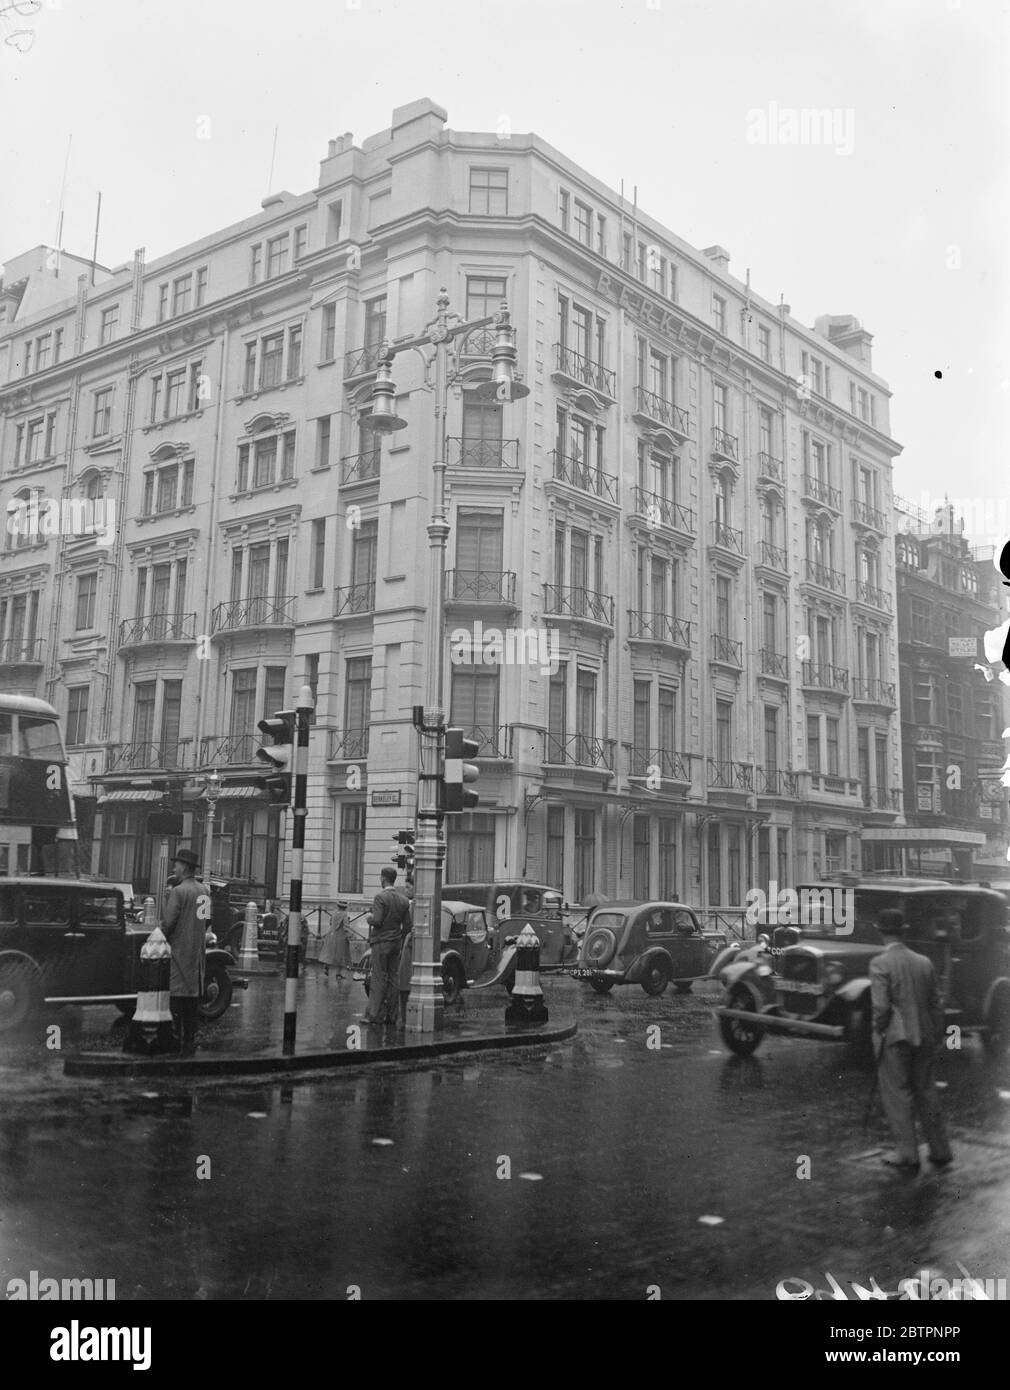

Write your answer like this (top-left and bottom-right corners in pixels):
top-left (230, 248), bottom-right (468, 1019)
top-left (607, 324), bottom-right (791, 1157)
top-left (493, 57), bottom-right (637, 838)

top-left (0, 695), bottom-right (78, 876)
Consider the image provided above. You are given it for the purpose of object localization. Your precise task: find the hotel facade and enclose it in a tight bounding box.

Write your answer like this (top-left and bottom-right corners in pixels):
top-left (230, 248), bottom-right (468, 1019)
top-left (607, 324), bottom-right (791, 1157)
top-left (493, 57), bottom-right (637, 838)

top-left (0, 98), bottom-right (910, 918)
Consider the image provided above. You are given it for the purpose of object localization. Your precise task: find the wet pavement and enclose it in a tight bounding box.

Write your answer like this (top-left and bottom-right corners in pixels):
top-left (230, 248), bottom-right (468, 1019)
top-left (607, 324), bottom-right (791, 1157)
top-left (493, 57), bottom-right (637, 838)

top-left (2, 967), bottom-right (1009, 1300)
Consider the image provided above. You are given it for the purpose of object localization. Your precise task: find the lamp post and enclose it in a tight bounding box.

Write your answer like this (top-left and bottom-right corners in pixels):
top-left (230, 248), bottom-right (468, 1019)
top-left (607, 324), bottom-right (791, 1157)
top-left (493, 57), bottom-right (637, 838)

top-left (201, 769), bottom-right (222, 880)
top-left (362, 290), bottom-right (528, 1033)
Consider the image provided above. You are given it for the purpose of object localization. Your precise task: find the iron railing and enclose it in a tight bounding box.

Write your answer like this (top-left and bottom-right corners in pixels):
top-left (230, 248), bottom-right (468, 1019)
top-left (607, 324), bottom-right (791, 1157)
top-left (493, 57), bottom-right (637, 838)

top-left (0, 637), bottom-right (43, 663)
top-left (211, 596), bottom-right (296, 633)
top-left (757, 452), bottom-right (783, 482)
top-left (711, 633), bottom-right (743, 665)
top-left (543, 584), bottom-right (614, 625)
top-left (554, 344), bottom-right (616, 397)
top-left (444, 569), bottom-right (517, 604)
top-left (711, 520), bottom-right (744, 553)
top-left (759, 648), bottom-right (789, 678)
top-left (447, 436), bottom-right (521, 470)
top-left (855, 580), bottom-right (892, 612)
top-left (711, 427), bottom-right (738, 461)
top-left (328, 728), bottom-right (370, 760)
top-left (630, 747), bottom-right (692, 782)
top-left (340, 448), bottom-right (381, 485)
top-left (801, 473), bottom-right (842, 510)
top-left (463, 724), bottom-right (514, 758)
top-left (633, 387), bottom-right (690, 436)
top-left (758, 539), bottom-right (788, 571)
top-left (803, 559), bottom-right (847, 594)
top-left (119, 613), bottom-right (197, 646)
top-left (627, 611), bottom-right (692, 647)
top-left (708, 759), bottom-right (756, 791)
top-left (543, 732), bottom-right (616, 770)
top-left (852, 677), bottom-right (896, 705)
top-left (334, 582), bottom-right (376, 617)
top-left (107, 739), bottom-right (193, 771)
top-left (343, 343), bottom-right (386, 379)
top-left (851, 498), bottom-right (887, 532)
top-left (550, 450), bottom-right (618, 504)
top-left (755, 767), bottom-right (801, 798)
top-left (632, 486), bottom-right (695, 534)
top-left (801, 661), bottom-right (850, 692)
top-left (198, 733), bottom-right (259, 766)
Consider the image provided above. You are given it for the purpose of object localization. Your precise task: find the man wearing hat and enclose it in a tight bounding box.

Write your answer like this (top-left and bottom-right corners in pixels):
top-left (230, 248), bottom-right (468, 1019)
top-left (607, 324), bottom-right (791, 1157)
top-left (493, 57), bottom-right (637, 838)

top-left (319, 899), bottom-right (352, 979)
top-left (870, 908), bottom-right (953, 1171)
top-left (161, 847), bottom-right (207, 1055)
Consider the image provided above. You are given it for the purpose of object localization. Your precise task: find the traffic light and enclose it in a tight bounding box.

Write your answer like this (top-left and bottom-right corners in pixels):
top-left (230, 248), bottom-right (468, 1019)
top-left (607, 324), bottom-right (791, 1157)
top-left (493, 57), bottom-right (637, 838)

top-left (441, 728), bottom-right (480, 813)
top-left (391, 828), bottom-right (415, 873)
top-left (255, 711), bottom-right (294, 806)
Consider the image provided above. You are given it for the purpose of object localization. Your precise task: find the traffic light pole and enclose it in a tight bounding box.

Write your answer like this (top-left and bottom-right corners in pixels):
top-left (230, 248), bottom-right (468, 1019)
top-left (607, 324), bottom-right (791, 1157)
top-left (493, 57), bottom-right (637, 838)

top-left (282, 685), bottom-right (314, 1054)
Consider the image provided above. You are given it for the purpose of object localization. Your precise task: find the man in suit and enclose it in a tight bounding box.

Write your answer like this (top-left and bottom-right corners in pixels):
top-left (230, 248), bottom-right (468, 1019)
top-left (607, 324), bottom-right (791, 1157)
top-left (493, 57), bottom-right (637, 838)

top-left (870, 908), bottom-right (953, 1172)
top-left (161, 847), bottom-right (208, 1056)
top-left (363, 866), bottom-right (411, 1026)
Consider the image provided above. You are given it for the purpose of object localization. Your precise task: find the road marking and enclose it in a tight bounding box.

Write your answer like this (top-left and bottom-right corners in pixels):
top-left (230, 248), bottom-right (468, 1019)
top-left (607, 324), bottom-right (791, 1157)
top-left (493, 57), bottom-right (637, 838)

top-left (698, 1214), bottom-right (725, 1226)
top-left (372, 1137), bottom-right (394, 1146)
top-left (247, 1112), bottom-right (267, 1119)
top-left (519, 1172), bottom-right (543, 1181)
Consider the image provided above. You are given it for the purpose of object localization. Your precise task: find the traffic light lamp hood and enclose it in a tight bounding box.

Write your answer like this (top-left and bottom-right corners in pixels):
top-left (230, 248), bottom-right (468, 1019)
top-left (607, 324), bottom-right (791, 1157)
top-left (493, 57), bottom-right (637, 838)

top-left (442, 727), bottom-right (480, 813)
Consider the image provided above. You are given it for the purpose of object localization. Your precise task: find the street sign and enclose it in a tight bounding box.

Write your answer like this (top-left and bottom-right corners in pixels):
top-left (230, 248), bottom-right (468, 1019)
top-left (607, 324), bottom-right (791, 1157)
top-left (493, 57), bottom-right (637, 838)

top-left (371, 789), bottom-right (402, 807)
top-left (916, 783), bottom-right (935, 812)
top-left (948, 637), bottom-right (977, 658)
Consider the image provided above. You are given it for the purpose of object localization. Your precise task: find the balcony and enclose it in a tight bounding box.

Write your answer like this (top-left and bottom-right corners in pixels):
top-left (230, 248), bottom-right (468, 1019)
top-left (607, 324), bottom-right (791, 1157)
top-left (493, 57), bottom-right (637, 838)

top-left (632, 387), bottom-right (690, 441)
top-left (852, 677), bottom-right (897, 706)
top-left (801, 660), bottom-right (850, 693)
top-left (118, 613), bottom-right (198, 650)
top-left (340, 447), bottom-right (381, 486)
top-left (801, 474), bottom-right (842, 511)
top-left (552, 344), bottom-right (616, 400)
top-left (0, 637), bottom-right (43, 667)
top-left (710, 633), bottom-right (743, 667)
top-left (328, 728), bottom-right (370, 761)
top-left (343, 343), bottom-right (385, 380)
top-left (863, 787), bottom-right (902, 811)
top-left (627, 611), bottom-right (692, 651)
top-left (632, 486), bottom-right (695, 536)
top-left (855, 580), bottom-right (892, 613)
top-left (711, 427), bottom-right (738, 462)
top-left (756, 767), bottom-right (800, 798)
top-left (543, 584), bottom-right (614, 627)
top-left (543, 732), bottom-right (616, 771)
top-left (458, 323), bottom-right (499, 358)
top-left (211, 596), bottom-right (296, 636)
top-left (465, 724), bottom-right (514, 759)
top-left (851, 498), bottom-right (887, 533)
top-left (802, 559), bottom-right (847, 594)
top-left (630, 747), bottom-right (692, 783)
top-left (334, 581), bottom-right (376, 617)
top-left (444, 569), bottom-right (517, 606)
top-left (198, 733), bottom-right (259, 767)
top-left (447, 436), bottom-right (521, 470)
top-left (806, 772), bottom-right (861, 800)
top-left (708, 759), bottom-right (756, 792)
top-left (757, 452), bottom-right (783, 483)
top-left (107, 739), bottom-right (193, 772)
top-left (759, 648), bottom-right (789, 679)
top-left (710, 520), bottom-right (744, 554)
top-left (756, 539), bottom-right (788, 572)
top-left (549, 450), bottom-right (618, 504)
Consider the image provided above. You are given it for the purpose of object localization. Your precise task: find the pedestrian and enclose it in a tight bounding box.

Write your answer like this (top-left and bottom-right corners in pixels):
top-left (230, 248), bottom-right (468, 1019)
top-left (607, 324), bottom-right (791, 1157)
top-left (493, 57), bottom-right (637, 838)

top-left (363, 867), bottom-right (411, 1026)
top-left (160, 847), bottom-right (208, 1056)
top-left (319, 900), bottom-right (352, 978)
top-left (870, 908), bottom-right (953, 1172)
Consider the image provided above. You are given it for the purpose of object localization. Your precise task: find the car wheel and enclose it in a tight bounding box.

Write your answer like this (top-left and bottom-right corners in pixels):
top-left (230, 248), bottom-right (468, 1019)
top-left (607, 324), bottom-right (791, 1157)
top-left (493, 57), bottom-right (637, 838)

top-left (583, 927), bottom-right (617, 970)
top-left (641, 958), bottom-right (671, 997)
top-left (198, 961), bottom-right (233, 1021)
top-left (589, 978), bottom-right (614, 995)
top-left (675, 981), bottom-right (693, 994)
top-left (984, 984), bottom-right (1010, 1058)
top-left (442, 961), bottom-right (465, 1006)
top-left (719, 985), bottom-right (765, 1056)
top-left (0, 961), bottom-right (41, 1032)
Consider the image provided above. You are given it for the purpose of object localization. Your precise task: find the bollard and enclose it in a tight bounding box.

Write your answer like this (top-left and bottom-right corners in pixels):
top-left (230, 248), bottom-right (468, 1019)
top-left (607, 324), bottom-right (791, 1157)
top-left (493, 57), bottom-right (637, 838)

top-left (238, 901), bottom-right (259, 971)
top-left (123, 898), bottom-right (175, 1055)
top-left (505, 923), bottom-right (548, 1024)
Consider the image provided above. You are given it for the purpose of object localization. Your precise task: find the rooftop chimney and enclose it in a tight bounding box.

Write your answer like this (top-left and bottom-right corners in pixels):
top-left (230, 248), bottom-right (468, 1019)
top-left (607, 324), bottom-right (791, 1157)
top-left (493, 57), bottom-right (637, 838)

top-left (702, 245), bottom-right (731, 272)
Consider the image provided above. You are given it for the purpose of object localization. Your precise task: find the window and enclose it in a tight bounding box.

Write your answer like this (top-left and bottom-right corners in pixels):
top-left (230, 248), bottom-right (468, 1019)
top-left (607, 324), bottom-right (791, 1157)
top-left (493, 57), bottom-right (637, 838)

top-left (326, 201), bottom-right (343, 246)
top-left (363, 295), bottom-right (387, 350)
top-left (195, 266), bottom-right (208, 307)
top-left (658, 686), bottom-right (676, 755)
top-left (713, 472), bottom-right (729, 527)
top-left (716, 700), bottom-right (732, 765)
top-left (142, 458), bottom-right (194, 515)
top-left (559, 188), bottom-right (570, 232)
top-left (649, 251), bottom-right (666, 297)
top-left (266, 233), bottom-right (290, 279)
top-left (260, 333), bottom-right (283, 389)
top-left (574, 811), bottom-right (596, 901)
top-left (633, 680), bottom-right (650, 761)
top-left (825, 833), bottom-right (845, 875)
top-left (92, 387), bottom-right (113, 437)
top-left (75, 572), bottom-right (98, 631)
top-left (633, 815), bottom-right (650, 900)
top-left (250, 243), bottom-right (263, 284)
top-left (34, 334), bottom-right (52, 371)
top-left (574, 200), bottom-right (592, 246)
top-left (321, 303), bottom-right (336, 361)
top-left (712, 294), bottom-right (726, 334)
top-left (758, 324), bottom-right (772, 363)
top-left (310, 518), bottom-right (326, 589)
top-left (294, 224), bottom-right (308, 261)
top-left (826, 717), bottom-right (840, 775)
top-left (622, 233), bottom-right (633, 272)
top-left (708, 823), bottom-right (721, 906)
top-left (20, 410), bottom-right (57, 465)
top-left (164, 367), bottom-right (186, 418)
top-left (455, 509), bottom-right (504, 588)
top-left (450, 663), bottom-right (499, 739)
top-left (465, 275), bottom-right (508, 322)
top-left (548, 662), bottom-right (567, 756)
top-left (546, 806), bottom-right (565, 892)
top-left (99, 305), bottom-right (119, 345)
top-left (913, 673), bottom-right (935, 725)
top-left (230, 668), bottom-right (257, 737)
top-left (350, 518), bottom-right (378, 595)
top-left (596, 213), bottom-right (607, 256)
top-left (875, 734), bottom-right (888, 800)
top-left (713, 381), bottom-right (728, 434)
top-left (263, 666), bottom-right (287, 720)
top-left (658, 819), bottom-right (677, 898)
top-left (764, 706), bottom-right (779, 780)
top-left (759, 406), bottom-right (773, 456)
top-left (338, 805), bottom-right (366, 894)
top-left (316, 415), bottom-right (331, 469)
top-left (171, 273), bottom-right (193, 317)
top-left (715, 575), bottom-right (732, 637)
top-left (446, 812), bottom-right (496, 882)
top-left (66, 687), bottom-right (90, 746)
top-left (158, 284), bottom-right (170, 322)
top-left (305, 653), bottom-right (320, 712)
top-left (858, 727), bottom-right (870, 801)
top-left (54, 328), bottom-right (64, 364)
top-left (469, 168), bottom-right (508, 215)
top-left (807, 714), bottom-right (821, 772)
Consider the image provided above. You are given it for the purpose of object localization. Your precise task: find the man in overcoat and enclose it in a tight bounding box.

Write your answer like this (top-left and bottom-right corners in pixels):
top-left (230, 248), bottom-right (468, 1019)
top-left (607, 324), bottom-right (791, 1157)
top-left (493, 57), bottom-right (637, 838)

top-left (161, 847), bottom-right (207, 1055)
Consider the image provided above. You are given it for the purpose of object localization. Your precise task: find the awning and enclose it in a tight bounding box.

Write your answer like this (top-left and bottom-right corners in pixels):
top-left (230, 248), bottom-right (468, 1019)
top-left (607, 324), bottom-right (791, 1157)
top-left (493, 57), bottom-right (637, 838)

top-left (861, 828), bottom-right (987, 847)
top-left (98, 790), bottom-right (165, 805)
top-left (214, 786), bottom-right (263, 800)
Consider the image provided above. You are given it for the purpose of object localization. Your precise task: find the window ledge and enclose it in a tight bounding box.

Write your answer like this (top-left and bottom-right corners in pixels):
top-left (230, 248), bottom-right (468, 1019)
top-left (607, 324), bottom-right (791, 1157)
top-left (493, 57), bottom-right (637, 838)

top-left (6, 539), bottom-right (49, 555)
top-left (233, 377), bottom-right (306, 405)
top-left (387, 443), bottom-right (410, 455)
top-left (229, 478), bottom-right (299, 502)
top-left (142, 409), bottom-right (206, 434)
top-left (11, 454), bottom-right (60, 472)
top-left (316, 359), bottom-right (337, 370)
top-left (305, 586), bottom-right (325, 596)
top-left (385, 574), bottom-right (406, 583)
top-left (135, 505), bottom-right (198, 525)
top-left (82, 435), bottom-right (123, 455)
top-left (309, 464), bottom-right (332, 474)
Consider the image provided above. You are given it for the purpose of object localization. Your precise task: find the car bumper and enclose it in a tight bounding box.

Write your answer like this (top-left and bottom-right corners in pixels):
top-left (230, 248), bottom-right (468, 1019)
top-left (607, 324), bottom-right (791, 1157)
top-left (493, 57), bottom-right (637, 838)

top-left (568, 967), bottom-right (623, 982)
top-left (714, 1005), bottom-right (845, 1040)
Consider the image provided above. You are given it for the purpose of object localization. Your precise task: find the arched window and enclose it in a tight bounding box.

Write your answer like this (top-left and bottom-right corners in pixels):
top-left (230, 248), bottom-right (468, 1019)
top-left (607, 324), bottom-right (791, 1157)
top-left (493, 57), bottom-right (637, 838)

top-left (713, 470), bottom-right (732, 527)
top-left (84, 471), bottom-right (103, 501)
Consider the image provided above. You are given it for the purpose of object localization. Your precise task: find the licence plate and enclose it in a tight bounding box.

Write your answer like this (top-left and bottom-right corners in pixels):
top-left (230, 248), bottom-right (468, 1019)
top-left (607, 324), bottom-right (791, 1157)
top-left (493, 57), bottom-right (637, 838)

top-left (778, 980), bottom-right (823, 996)
top-left (570, 968), bottom-right (599, 979)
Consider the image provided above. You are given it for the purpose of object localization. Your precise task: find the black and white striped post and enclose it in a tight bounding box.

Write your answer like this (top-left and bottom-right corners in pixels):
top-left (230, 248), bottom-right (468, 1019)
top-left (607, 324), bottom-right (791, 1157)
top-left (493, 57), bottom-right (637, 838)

top-left (282, 685), bottom-right (314, 1055)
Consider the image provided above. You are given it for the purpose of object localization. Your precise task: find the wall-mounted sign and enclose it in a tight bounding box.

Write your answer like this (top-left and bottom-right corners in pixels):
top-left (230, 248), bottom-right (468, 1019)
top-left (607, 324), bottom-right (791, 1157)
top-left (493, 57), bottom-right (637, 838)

top-left (916, 783), bottom-right (936, 812)
top-left (370, 790), bottom-right (402, 807)
top-left (948, 637), bottom-right (977, 658)
top-left (979, 805), bottom-right (993, 819)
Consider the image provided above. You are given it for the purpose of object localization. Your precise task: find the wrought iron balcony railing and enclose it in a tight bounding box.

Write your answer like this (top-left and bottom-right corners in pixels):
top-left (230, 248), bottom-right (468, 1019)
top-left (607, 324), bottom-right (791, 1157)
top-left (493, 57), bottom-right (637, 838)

top-left (802, 559), bottom-right (847, 594)
top-left (543, 584), bottom-right (614, 626)
top-left (710, 520), bottom-right (744, 553)
top-left (864, 787), bottom-right (902, 810)
top-left (757, 451), bottom-right (783, 482)
top-left (760, 648), bottom-right (788, 678)
top-left (334, 581), bottom-right (376, 617)
top-left (632, 486), bottom-right (695, 534)
top-left (198, 733), bottom-right (259, 766)
top-left (328, 728), bottom-right (370, 760)
top-left (543, 732), bottom-right (616, 770)
top-left (553, 344), bottom-right (616, 398)
top-left (851, 498), bottom-right (887, 532)
top-left (340, 448), bottom-right (381, 485)
top-left (755, 767), bottom-right (800, 798)
top-left (801, 473), bottom-right (842, 510)
top-left (119, 613), bottom-right (197, 646)
top-left (852, 677), bottom-right (897, 705)
top-left (711, 427), bottom-right (738, 461)
top-left (0, 637), bottom-right (43, 664)
top-left (630, 747), bottom-right (692, 782)
top-left (458, 324), bottom-right (499, 357)
top-left (708, 758), bottom-right (755, 791)
top-left (447, 436), bottom-right (520, 470)
top-left (462, 724), bottom-right (514, 759)
top-left (627, 611), bottom-right (692, 647)
top-left (801, 660), bottom-right (850, 693)
top-left (632, 387), bottom-right (691, 437)
top-left (211, 596), bottom-right (296, 634)
top-left (550, 450), bottom-right (618, 504)
top-left (444, 569), bottom-right (517, 605)
top-left (855, 580), bottom-right (892, 612)
top-left (757, 539), bottom-right (788, 571)
top-left (711, 633), bottom-right (743, 665)
top-left (343, 343), bottom-right (386, 379)
top-left (107, 739), bottom-right (193, 771)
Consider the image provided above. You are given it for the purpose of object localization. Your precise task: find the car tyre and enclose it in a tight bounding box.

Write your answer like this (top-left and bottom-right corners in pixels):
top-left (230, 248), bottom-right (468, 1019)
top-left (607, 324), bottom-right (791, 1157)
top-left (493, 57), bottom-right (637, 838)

top-left (442, 961), bottom-right (465, 1006)
top-left (719, 984), bottom-right (765, 1056)
top-left (589, 978), bottom-right (614, 995)
top-left (0, 960), bottom-right (41, 1032)
top-left (984, 983), bottom-right (1010, 1058)
top-left (641, 957), bottom-right (671, 997)
top-left (198, 960), bottom-right (233, 1021)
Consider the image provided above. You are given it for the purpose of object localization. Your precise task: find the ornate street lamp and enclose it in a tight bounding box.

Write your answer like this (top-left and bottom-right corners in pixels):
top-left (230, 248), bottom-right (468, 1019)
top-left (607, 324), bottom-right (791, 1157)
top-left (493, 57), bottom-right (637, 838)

top-left (201, 769), bottom-right (222, 880)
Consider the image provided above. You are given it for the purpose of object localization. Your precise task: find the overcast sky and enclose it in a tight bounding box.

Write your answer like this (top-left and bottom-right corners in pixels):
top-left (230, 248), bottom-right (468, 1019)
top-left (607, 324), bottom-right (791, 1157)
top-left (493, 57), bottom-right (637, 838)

top-left (2, 0), bottom-right (1007, 542)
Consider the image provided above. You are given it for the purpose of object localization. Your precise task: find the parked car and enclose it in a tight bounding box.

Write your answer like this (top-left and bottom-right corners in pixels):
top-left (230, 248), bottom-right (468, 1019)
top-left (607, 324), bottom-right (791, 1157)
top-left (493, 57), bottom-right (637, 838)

top-left (716, 879), bottom-right (1010, 1059)
top-left (441, 882), bottom-right (580, 982)
top-left (571, 901), bottom-right (728, 995)
top-left (357, 900), bottom-right (495, 1005)
top-left (0, 877), bottom-right (238, 1031)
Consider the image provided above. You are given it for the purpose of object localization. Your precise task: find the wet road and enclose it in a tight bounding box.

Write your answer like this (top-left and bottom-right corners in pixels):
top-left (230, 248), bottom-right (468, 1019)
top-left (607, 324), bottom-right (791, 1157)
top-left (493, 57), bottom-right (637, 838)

top-left (2, 973), bottom-right (1009, 1300)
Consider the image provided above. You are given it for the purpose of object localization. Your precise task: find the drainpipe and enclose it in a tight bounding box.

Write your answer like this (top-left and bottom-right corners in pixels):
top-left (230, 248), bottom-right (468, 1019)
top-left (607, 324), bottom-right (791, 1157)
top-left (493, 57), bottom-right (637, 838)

top-left (195, 326), bottom-right (230, 754)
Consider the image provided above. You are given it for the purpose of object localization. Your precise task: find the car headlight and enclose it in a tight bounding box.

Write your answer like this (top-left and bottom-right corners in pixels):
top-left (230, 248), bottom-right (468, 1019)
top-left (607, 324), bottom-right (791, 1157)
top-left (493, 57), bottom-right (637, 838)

top-left (756, 964), bottom-right (773, 977)
top-left (824, 961), bottom-right (845, 987)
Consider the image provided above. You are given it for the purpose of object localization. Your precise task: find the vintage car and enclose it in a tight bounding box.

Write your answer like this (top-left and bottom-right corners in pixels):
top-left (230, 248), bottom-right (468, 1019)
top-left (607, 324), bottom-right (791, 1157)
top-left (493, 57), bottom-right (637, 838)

top-left (441, 881), bottom-right (580, 982)
top-left (571, 901), bottom-right (729, 995)
top-left (716, 879), bottom-right (1010, 1059)
top-left (0, 877), bottom-right (238, 1032)
top-left (357, 900), bottom-right (495, 1004)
